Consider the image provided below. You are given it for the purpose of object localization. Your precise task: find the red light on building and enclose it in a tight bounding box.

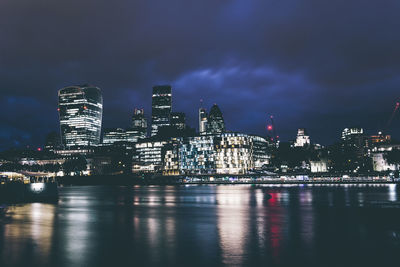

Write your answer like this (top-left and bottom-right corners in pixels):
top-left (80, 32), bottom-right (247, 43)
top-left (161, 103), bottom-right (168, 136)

top-left (57, 108), bottom-right (60, 111)
top-left (37, 147), bottom-right (42, 151)
top-left (83, 106), bottom-right (88, 110)
top-left (267, 125), bottom-right (273, 131)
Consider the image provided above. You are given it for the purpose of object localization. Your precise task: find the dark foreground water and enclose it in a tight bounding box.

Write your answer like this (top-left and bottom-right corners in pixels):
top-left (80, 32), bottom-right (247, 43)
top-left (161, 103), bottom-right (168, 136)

top-left (1, 184), bottom-right (400, 267)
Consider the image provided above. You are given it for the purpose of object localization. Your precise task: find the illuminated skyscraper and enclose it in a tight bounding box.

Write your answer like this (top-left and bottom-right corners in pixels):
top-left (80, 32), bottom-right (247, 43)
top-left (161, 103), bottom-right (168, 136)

top-left (207, 104), bottom-right (225, 134)
top-left (151, 85), bottom-right (172, 136)
top-left (130, 108), bottom-right (148, 140)
top-left (58, 85), bottom-right (103, 148)
top-left (199, 108), bottom-right (208, 135)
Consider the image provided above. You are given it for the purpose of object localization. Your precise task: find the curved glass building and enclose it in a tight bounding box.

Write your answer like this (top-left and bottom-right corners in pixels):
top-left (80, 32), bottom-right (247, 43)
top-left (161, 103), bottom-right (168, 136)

top-left (58, 85), bottom-right (103, 149)
top-left (207, 104), bottom-right (225, 134)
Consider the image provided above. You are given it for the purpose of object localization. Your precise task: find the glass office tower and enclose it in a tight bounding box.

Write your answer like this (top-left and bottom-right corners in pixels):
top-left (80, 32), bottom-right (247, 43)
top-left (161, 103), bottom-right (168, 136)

top-left (207, 104), bottom-right (225, 134)
top-left (151, 85), bottom-right (172, 136)
top-left (58, 85), bottom-right (103, 148)
top-left (130, 108), bottom-right (148, 141)
top-left (199, 108), bottom-right (208, 135)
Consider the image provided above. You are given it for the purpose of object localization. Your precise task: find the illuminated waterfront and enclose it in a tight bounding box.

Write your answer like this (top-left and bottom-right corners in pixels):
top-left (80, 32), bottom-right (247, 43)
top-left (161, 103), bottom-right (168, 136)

top-left (1, 184), bottom-right (400, 267)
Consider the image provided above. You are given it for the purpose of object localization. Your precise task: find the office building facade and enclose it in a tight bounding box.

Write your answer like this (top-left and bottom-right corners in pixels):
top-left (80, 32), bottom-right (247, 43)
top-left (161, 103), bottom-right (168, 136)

top-left (131, 108), bottom-right (148, 141)
top-left (199, 108), bottom-right (208, 135)
top-left (151, 85), bottom-right (172, 136)
top-left (207, 104), bottom-right (225, 134)
top-left (58, 85), bottom-right (103, 148)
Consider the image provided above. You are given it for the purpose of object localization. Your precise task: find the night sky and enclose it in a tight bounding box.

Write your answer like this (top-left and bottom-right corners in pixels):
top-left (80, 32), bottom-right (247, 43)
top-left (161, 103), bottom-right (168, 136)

top-left (1, 0), bottom-right (400, 150)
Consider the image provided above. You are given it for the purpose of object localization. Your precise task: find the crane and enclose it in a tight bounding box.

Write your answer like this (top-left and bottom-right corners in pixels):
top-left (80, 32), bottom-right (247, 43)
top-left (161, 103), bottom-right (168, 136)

top-left (267, 115), bottom-right (279, 144)
top-left (386, 101), bottom-right (400, 130)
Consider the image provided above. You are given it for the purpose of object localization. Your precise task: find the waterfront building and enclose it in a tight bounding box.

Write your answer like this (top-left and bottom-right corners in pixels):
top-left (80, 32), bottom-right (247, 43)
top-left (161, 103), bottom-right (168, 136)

top-left (371, 153), bottom-right (397, 172)
top-left (132, 139), bottom-right (168, 173)
top-left (310, 160), bottom-right (328, 173)
top-left (250, 135), bottom-right (270, 168)
top-left (207, 104), bottom-right (225, 134)
top-left (151, 85), bottom-right (172, 136)
top-left (171, 112), bottom-right (186, 130)
top-left (58, 85), bottom-right (103, 148)
top-left (370, 144), bottom-right (400, 172)
top-left (162, 140), bottom-right (181, 176)
top-left (199, 108), bottom-right (208, 135)
top-left (178, 135), bottom-right (217, 175)
top-left (164, 133), bottom-right (270, 175)
top-left (215, 133), bottom-right (253, 174)
top-left (131, 108), bottom-right (148, 140)
top-left (294, 128), bottom-right (311, 147)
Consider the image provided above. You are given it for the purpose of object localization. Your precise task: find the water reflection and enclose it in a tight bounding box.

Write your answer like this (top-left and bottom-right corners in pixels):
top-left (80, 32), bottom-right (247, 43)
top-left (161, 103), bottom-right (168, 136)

top-left (1, 184), bottom-right (400, 267)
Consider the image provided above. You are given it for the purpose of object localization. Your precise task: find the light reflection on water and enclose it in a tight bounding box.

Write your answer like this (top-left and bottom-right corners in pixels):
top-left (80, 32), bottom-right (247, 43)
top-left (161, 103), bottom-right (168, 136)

top-left (1, 184), bottom-right (400, 267)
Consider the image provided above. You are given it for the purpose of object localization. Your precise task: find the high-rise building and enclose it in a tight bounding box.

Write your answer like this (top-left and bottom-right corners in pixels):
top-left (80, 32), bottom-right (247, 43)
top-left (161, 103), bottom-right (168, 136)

top-left (102, 128), bottom-right (129, 145)
top-left (294, 128), bottom-right (311, 147)
top-left (171, 112), bottom-right (186, 130)
top-left (131, 108), bottom-right (147, 140)
top-left (207, 104), bottom-right (225, 134)
top-left (44, 132), bottom-right (61, 152)
top-left (58, 85), bottom-right (103, 148)
top-left (199, 108), bottom-right (208, 135)
top-left (341, 127), bottom-right (364, 142)
top-left (151, 85), bottom-right (172, 136)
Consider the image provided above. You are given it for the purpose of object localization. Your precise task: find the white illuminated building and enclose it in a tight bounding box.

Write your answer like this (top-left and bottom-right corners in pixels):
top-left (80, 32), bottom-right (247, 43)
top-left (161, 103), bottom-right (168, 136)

top-left (294, 128), bottom-right (310, 147)
top-left (58, 85), bottom-right (103, 148)
top-left (132, 139), bottom-right (168, 173)
top-left (162, 133), bottom-right (270, 175)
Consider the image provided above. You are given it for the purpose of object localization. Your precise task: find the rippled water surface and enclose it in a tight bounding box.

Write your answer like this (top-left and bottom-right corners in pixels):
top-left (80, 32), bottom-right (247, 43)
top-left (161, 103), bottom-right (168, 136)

top-left (1, 184), bottom-right (400, 267)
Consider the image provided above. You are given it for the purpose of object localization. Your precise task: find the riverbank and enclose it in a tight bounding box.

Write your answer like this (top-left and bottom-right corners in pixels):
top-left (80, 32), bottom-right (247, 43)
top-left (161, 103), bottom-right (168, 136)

top-left (55, 174), bottom-right (398, 186)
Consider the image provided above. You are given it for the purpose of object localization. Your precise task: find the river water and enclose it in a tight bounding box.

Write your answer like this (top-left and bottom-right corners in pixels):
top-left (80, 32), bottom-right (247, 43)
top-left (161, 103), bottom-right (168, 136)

top-left (1, 184), bottom-right (400, 267)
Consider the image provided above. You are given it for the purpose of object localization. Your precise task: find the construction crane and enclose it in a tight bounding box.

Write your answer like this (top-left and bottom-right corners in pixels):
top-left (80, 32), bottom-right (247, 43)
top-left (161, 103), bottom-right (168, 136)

top-left (386, 101), bottom-right (400, 130)
top-left (267, 115), bottom-right (279, 144)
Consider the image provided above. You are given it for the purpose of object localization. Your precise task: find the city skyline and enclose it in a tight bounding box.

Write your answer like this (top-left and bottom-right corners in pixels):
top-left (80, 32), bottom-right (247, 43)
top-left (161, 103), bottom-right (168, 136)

top-left (1, 1), bottom-right (400, 150)
top-left (1, 81), bottom-right (399, 150)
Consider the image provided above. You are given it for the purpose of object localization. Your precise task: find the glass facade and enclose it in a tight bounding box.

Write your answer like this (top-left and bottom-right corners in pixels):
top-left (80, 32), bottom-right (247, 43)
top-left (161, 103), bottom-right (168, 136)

top-left (130, 108), bottom-right (148, 141)
top-left (162, 133), bottom-right (270, 175)
top-left (58, 85), bottom-right (103, 148)
top-left (199, 108), bottom-right (208, 135)
top-left (102, 128), bottom-right (129, 145)
top-left (132, 140), bottom-right (168, 172)
top-left (151, 85), bottom-right (172, 136)
top-left (178, 135), bottom-right (217, 174)
top-left (207, 104), bottom-right (225, 134)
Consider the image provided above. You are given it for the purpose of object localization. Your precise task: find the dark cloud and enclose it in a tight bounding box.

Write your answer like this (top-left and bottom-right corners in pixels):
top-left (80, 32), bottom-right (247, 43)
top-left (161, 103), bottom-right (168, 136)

top-left (0, 0), bottom-right (399, 149)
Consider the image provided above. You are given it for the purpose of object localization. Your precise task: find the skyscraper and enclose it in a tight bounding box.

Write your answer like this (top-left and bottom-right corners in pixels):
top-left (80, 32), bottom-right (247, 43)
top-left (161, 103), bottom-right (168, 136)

top-left (151, 85), bottom-right (172, 136)
top-left (58, 85), bottom-right (103, 148)
top-left (207, 104), bottom-right (225, 134)
top-left (171, 112), bottom-right (186, 130)
top-left (130, 108), bottom-right (148, 140)
top-left (199, 108), bottom-right (208, 135)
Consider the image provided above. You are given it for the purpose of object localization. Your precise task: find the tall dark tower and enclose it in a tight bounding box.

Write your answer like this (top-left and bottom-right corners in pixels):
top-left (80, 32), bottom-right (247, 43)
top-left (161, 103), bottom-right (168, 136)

top-left (207, 104), bottom-right (225, 134)
top-left (129, 108), bottom-right (148, 141)
top-left (171, 112), bottom-right (186, 130)
top-left (58, 85), bottom-right (103, 148)
top-left (151, 85), bottom-right (172, 136)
